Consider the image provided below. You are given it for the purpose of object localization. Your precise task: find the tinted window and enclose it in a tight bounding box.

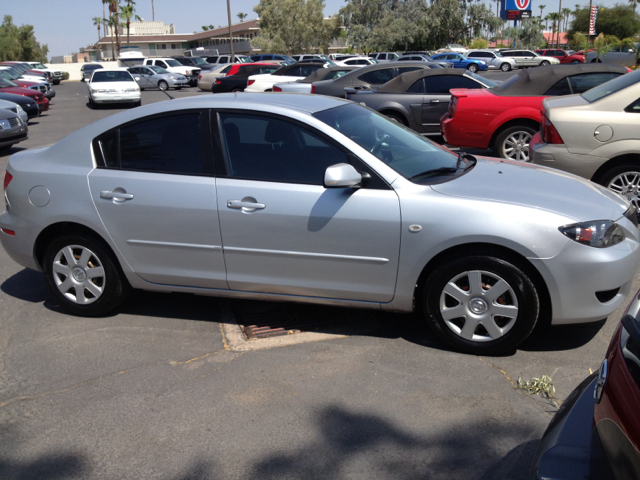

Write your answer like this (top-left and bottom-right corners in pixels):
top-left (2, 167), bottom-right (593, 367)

top-left (300, 65), bottom-right (321, 76)
top-left (92, 71), bottom-right (134, 82)
top-left (262, 55), bottom-right (273, 60)
top-left (114, 114), bottom-right (203, 174)
top-left (99, 130), bottom-right (118, 168)
top-left (379, 54), bottom-right (387, 60)
top-left (569, 73), bottom-right (621, 94)
top-left (220, 57), bottom-right (229, 63)
top-left (625, 97), bottom-right (640, 113)
top-left (221, 65), bottom-right (232, 73)
top-left (207, 56), bottom-right (219, 62)
top-left (424, 76), bottom-right (481, 94)
top-left (219, 113), bottom-right (349, 184)
top-left (156, 61), bottom-right (168, 68)
top-left (544, 78), bottom-right (572, 95)
top-left (358, 68), bottom-right (394, 84)
top-left (408, 79), bottom-right (425, 93)
top-left (324, 70), bottom-right (349, 80)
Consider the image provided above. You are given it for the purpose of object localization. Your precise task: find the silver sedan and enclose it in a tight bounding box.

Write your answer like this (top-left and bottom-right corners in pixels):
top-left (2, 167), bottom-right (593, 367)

top-left (1, 94), bottom-right (639, 355)
top-left (127, 65), bottom-right (189, 91)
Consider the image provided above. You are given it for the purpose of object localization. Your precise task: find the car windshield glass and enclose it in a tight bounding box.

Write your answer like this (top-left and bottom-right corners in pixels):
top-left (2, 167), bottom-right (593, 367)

top-left (0, 78), bottom-right (18, 88)
top-left (582, 69), bottom-right (640, 102)
top-left (314, 104), bottom-right (470, 184)
top-left (32, 63), bottom-right (46, 69)
top-left (165, 60), bottom-right (182, 67)
top-left (467, 71), bottom-right (498, 87)
top-left (91, 71), bottom-right (134, 82)
top-left (493, 51), bottom-right (503, 57)
top-left (148, 65), bottom-right (168, 74)
top-left (0, 71), bottom-right (19, 80)
top-left (191, 57), bottom-right (208, 65)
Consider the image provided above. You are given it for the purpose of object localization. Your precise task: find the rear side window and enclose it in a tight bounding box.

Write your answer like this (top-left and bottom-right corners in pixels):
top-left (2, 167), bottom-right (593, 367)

top-left (407, 78), bottom-right (425, 93)
top-left (358, 68), bottom-right (394, 84)
top-left (423, 76), bottom-right (482, 94)
top-left (545, 78), bottom-right (572, 96)
top-left (569, 73), bottom-right (621, 94)
top-left (221, 65), bottom-right (232, 73)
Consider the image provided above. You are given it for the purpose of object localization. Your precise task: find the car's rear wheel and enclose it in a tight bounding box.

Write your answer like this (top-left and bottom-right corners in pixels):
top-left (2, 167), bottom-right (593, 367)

top-left (494, 125), bottom-right (536, 162)
top-left (467, 63), bottom-right (479, 73)
top-left (571, 59), bottom-right (581, 63)
top-left (500, 63), bottom-right (511, 72)
top-left (598, 164), bottom-right (640, 213)
top-left (591, 58), bottom-right (602, 63)
top-left (423, 255), bottom-right (539, 355)
top-left (540, 60), bottom-right (551, 66)
top-left (175, 87), bottom-right (182, 90)
top-left (158, 80), bottom-right (169, 91)
top-left (43, 234), bottom-right (130, 316)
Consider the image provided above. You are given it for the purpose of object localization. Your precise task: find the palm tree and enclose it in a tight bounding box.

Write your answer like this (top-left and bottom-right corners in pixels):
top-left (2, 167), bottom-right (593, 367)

top-left (106, 16), bottom-right (116, 60)
top-left (92, 16), bottom-right (103, 44)
top-left (108, 0), bottom-right (121, 56)
top-left (544, 14), bottom-right (550, 33)
top-left (562, 7), bottom-right (572, 36)
top-left (120, 1), bottom-right (141, 44)
top-left (539, 4), bottom-right (546, 22)
top-left (630, 0), bottom-right (637, 14)
top-left (151, 0), bottom-right (155, 21)
top-left (237, 13), bottom-right (248, 23)
top-left (548, 12), bottom-right (560, 47)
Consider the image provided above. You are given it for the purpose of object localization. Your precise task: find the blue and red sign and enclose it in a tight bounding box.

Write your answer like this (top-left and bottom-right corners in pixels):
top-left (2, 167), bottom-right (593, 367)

top-left (505, 0), bottom-right (531, 10)
top-left (500, 0), bottom-right (532, 20)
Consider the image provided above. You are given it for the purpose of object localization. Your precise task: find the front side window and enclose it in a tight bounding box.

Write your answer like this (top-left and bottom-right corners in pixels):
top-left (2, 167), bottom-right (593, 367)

top-left (568, 73), bottom-right (621, 94)
top-left (156, 61), bottom-right (168, 68)
top-left (423, 76), bottom-right (482, 94)
top-left (165, 60), bottom-right (182, 67)
top-left (545, 78), bottom-right (572, 96)
top-left (219, 113), bottom-right (349, 184)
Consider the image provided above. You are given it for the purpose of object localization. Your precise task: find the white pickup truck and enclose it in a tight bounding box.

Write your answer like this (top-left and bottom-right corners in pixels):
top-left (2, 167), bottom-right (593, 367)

top-left (26, 62), bottom-right (64, 84)
top-left (143, 58), bottom-right (200, 86)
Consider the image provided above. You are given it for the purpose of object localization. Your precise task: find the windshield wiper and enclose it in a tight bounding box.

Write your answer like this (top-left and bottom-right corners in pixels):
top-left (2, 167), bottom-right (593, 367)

top-left (409, 153), bottom-right (476, 180)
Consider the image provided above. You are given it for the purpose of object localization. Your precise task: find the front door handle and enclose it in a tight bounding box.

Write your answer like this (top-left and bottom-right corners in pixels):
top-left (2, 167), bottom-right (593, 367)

top-left (100, 190), bottom-right (134, 200)
top-left (430, 99), bottom-right (440, 103)
top-left (227, 200), bottom-right (266, 210)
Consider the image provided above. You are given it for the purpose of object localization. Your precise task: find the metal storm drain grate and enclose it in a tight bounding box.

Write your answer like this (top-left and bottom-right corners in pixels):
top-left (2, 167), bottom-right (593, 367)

top-left (232, 301), bottom-right (358, 340)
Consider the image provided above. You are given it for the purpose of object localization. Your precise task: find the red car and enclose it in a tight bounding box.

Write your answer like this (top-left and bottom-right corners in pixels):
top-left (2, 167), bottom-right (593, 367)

top-left (530, 289), bottom-right (640, 479)
top-left (535, 49), bottom-right (586, 64)
top-left (440, 64), bottom-right (626, 161)
top-left (225, 62), bottom-right (278, 76)
top-left (0, 78), bottom-right (48, 111)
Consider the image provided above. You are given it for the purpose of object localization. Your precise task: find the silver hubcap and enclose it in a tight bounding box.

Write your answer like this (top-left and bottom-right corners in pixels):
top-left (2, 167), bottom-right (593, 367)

top-left (503, 131), bottom-right (532, 162)
top-left (607, 171), bottom-right (640, 211)
top-left (439, 270), bottom-right (518, 342)
top-left (52, 245), bottom-right (105, 305)
top-left (159, 82), bottom-right (167, 91)
top-left (501, 64), bottom-right (509, 71)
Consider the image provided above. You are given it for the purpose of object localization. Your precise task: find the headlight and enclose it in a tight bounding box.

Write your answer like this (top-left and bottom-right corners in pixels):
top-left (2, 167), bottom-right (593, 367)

top-left (0, 119), bottom-right (8, 129)
top-left (15, 104), bottom-right (24, 114)
top-left (559, 220), bottom-right (625, 248)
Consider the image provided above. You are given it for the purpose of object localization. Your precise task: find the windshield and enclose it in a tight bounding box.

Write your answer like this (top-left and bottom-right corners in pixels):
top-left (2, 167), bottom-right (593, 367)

top-left (91, 71), bottom-right (134, 82)
top-left (314, 104), bottom-right (470, 184)
top-left (0, 78), bottom-right (19, 88)
top-left (148, 65), bottom-right (169, 74)
top-left (32, 63), bottom-right (46, 69)
top-left (165, 60), bottom-right (182, 67)
top-left (493, 51), bottom-right (503, 57)
top-left (236, 56), bottom-right (251, 63)
top-left (582, 69), bottom-right (640, 103)
top-left (468, 71), bottom-right (498, 87)
top-left (0, 70), bottom-right (19, 80)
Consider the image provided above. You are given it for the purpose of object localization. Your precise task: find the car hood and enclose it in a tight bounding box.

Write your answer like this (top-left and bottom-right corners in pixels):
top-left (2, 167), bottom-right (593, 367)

top-left (0, 86), bottom-right (38, 97)
top-left (430, 156), bottom-right (630, 221)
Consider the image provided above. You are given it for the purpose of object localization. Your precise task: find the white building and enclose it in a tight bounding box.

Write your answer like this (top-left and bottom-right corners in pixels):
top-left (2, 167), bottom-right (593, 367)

top-left (107, 20), bottom-right (175, 37)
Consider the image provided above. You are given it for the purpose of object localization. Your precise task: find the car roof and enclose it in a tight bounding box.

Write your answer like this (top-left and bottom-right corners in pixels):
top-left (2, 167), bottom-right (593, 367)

top-left (377, 69), bottom-right (469, 93)
top-left (491, 63), bottom-right (628, 96)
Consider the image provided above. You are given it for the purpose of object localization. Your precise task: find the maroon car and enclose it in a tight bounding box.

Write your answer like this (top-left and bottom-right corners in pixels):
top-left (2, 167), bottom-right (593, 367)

top-left (531, 288), bottom-right (640, 479)
top-left (535, 49), bottom-right (585, 64)
top-left (0, 78), bottom-right (48, 111)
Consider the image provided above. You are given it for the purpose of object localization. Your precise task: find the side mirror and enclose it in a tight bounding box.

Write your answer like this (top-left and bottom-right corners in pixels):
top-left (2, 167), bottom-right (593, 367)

top-left (324, 163), bottom-right (362, 188)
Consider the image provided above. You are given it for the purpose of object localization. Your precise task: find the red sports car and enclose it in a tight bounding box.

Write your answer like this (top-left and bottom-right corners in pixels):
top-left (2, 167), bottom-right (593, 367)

top-left (535, 49), bottom-right (586, 64)
top-left (440, 64), bottom-right (626, 161)
top-left (531, 288), bottom-right (640, 479)
top-left (0, 78), bottom-right (48, 111)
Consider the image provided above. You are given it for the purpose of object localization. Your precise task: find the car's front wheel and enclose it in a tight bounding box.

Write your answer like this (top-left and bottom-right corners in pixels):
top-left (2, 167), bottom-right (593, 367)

top-left (500, 63), bottom-right (511, 72)
top-left (423, 255), bottom-right (539, 355)
top-left (540, 60), bottom-right (551, 66)
top-left (598, 164), bottom-right (640, 213)
top-left (467, 63), bottom-right (479, 73)
top-left (158, 80), bottom-right (169, 91)
top-left (494, 125), bottom-right (537, 162)
top-left (571, 59), bottom-right (581, 63)
top-left (43, 234), bottom-right (130, 316)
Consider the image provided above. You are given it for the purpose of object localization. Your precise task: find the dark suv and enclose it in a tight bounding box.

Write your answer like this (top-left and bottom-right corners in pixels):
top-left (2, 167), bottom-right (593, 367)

top-left (172, 56), bottom-right (216, 71)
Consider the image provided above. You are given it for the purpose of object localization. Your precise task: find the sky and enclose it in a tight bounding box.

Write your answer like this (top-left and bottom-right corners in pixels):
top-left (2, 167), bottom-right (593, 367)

top-left (3, 0), bottom-right (626, 58)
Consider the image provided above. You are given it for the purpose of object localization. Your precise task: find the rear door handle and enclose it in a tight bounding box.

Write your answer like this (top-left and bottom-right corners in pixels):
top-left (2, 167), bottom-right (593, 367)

top-left (100, 190), bottom-right (134, 200)
top-left (227, 200), bottom-right (265, 210)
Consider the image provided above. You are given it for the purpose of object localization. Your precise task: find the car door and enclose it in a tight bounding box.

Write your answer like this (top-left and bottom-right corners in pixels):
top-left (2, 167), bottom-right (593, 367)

top-left (421, 75), bottom-right (483, 133)
top-left (505, 51), bottom-right (524, 67)
top-left (214, 111), bottom-right (401, 302)
top-left (137, 66), bottom-right (158, 89)
top-left (87, 110), bottom-right (228, 289)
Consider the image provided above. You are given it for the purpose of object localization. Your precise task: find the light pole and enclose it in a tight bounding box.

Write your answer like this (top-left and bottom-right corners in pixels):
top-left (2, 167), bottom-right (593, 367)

top-left (557, 0), bottom-right (562, 48)
top-left (227, 0), bottom-right (234, 62)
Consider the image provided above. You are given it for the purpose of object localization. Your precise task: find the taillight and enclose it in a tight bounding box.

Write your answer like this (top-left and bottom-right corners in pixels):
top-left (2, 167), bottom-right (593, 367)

top-left (3, 171), bottom-right (12, 190)
top-left (214, 80), bottom-right (221, 85)
top-left (247, 80), bottom-right (255, 86)
top-left (273, 86), bottom-right (282, 92)
top-left (541, 112), bottom-right (564, 144)
top-left (198, 75), bottom-right (202, 80)
top-left (311, 84), bottom-right (316, 94)
top-left (447, 96), bottom-right (458, 118)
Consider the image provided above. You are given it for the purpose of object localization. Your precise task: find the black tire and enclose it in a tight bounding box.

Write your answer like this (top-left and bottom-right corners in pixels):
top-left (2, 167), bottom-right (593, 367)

top-left (158, 80), bottom-right (169, 91)
top-left (571, 60), bottom-right (581, 63)
top-left (423, 255), bottom-right (539, 355)
top-left (175, 87), bottom-right (182, 90)
top-left (384, 112), bottom-right (407, 126)
top-left (467, 63), bottom-right (479, 73)
top-left (540, 60), bottom-right (550, 66)
top-left (591, 58), bottom-right (602, 63)
top-left (493, 124), bottom-right (537, 162)
top-left (88, 96), bottom-right (97, 109)
top-left (53, 80), bottom-right (60, 85)
top-left (43, 233), bottom-right (130, 316)
top-left (500, 63), bottom-right (511, 72)
top-left (596, 163), bottom-right (640, 212)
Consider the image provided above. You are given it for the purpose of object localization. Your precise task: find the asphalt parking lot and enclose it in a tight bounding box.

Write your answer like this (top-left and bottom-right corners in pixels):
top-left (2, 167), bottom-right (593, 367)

top-left (1, 78), bottom-right (639, 479)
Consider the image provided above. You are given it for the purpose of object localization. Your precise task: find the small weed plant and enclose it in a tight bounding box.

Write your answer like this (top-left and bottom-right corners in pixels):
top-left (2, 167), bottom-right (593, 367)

top-left (516, 375), bottom-right (560, 408)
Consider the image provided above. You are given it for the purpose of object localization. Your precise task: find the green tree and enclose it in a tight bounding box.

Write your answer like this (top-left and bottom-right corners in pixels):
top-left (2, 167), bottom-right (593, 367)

top-left (254, 0), bottom-right (340, 54)
top-left (237, 13), bottom-right (248, 22)
top-left (567, 30), bottom-right (589, 52)
top-left (92, 16), bottom-right (103, 44)
top-left (0, 16), bottom-right (49, 62)
top-left (539, 4), bottom-right (546, 20)
top-left (562, 7), bottom-right (572, 34)
top-left (548, 12), bottom-right (560, 47)
top-left (120, 1), bottom-right (141, 44)
top-left (504, 18), bottom-right (545, 49)
top-left (568, 5), bottom-right (640, 40)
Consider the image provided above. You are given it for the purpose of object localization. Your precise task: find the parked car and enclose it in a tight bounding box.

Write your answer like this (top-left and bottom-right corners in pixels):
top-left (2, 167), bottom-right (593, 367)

top-left (0, 108), bottom-right (27, 151)
top-left (394, 54), bottom-right (453, 68)
top-left (273, 66), bottom-right (359, 93)
top-left (2, 94), bottom-right (639, 356)
top-left (81, 64), bottom-right (104, 82)
top-left (87, 69), bottom-right (141, 108)
top-left (535, 49), bottom-right (585, 64)
top-left (0, 70), bottom-right (53, 100)
top-left (0, 98), bottom-right (28, 123)
top-left (211, 63), bottom-right (281, 93)
top-left (345, 69), bottom-right (497, 137)
top-left (0, 77), bottom-right (48, 112)
top-left (250, 54), bottom-right (295, 64)
top-left (0, 92), bottom-right (39, 120)
top-left (205, 54), bottom-right (250, 64)
top-left (311, 62), bottom-right (441, 98)
top-left (530, 68), bottom-right (640, 213)
top-left (530, 288), bottom-right (640, 479)
top-left (441, 64), bottom-right (627, 161)
top-left (466, 50), bottom-right (518, 71)
top-left (128, 65), bottom-right (188, 91)
top-left (430, 53), bottom-right (488, 73)
top-left (23, 61), bottom-right (64, 84)
top-left (291, 54), bottom-right (331, 62)
top-left (0, 62), bottom-right (49, 81)
top-left (171, 56), bottom-right (217, 72)
top-left (500, 50), bottom-right (561, 67)
top-left (197, 64), bottom-right (233, 90)
top-left (334, 57), bottom-right (377, 66)
top-left (369, 52), bottom-right (401, 63)
top-left (143, 58), bottom-right (200, 86)
top-left (586, 46), bottom-right (638, 66)
top-left (0, 64), bottom-right (50, 84)
top-left (244, 62), bottom-right (330, 93)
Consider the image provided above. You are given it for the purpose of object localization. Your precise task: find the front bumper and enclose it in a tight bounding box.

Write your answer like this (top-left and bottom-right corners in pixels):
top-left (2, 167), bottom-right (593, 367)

top-left (91, 92), bottom-right (141, 104)
top-left (37, 98), bottom-right (49, 112)
top-left (0, 124), bottom-right (28, 148)
top-left (168, 78), bottom-right (189, 88)
top-left (530, 132), bottom-right (606, 181)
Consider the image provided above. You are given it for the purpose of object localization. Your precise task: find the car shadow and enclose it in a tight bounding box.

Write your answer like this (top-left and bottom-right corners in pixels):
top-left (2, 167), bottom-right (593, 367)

top-left (0, 146), bottom-right (27, 157)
